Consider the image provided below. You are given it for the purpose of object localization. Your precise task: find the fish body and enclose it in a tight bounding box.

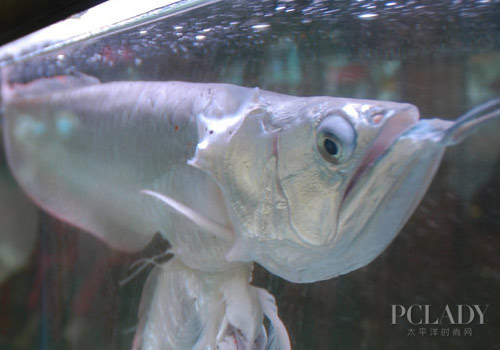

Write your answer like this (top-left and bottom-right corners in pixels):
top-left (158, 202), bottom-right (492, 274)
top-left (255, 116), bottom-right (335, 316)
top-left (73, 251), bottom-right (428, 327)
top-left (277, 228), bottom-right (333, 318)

top-left (1, 77), bottom-right (445, 282)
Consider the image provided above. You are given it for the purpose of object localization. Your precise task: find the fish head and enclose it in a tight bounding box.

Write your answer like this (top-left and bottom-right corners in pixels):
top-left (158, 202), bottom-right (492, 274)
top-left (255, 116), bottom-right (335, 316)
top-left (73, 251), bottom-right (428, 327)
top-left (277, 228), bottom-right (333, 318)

top-left (220, 93), bottom-right (452, 283)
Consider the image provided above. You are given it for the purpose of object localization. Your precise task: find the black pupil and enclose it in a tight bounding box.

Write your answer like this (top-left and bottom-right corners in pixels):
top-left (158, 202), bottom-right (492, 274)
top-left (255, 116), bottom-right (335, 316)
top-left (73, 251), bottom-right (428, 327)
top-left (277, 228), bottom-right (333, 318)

top-left (324, 138), bottom-right (339, 156)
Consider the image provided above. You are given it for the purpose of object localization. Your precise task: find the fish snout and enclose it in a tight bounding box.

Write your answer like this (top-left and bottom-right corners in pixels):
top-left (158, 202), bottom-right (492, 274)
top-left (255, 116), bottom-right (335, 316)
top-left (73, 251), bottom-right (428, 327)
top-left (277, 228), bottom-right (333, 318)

top-left (342, 103), bottom-right (419, 204)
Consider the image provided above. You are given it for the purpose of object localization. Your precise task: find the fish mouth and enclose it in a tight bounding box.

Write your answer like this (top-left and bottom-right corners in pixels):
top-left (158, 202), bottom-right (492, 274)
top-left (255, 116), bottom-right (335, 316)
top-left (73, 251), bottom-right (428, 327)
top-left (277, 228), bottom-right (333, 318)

top-left (342, 106), bottom-right (419, 203)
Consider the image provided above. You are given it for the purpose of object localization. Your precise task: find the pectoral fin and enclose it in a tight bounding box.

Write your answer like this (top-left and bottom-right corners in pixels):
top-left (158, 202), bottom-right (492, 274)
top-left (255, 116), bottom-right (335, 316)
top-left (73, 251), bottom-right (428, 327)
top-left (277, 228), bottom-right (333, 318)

top-left (141, 189), bottom-right (234, 240)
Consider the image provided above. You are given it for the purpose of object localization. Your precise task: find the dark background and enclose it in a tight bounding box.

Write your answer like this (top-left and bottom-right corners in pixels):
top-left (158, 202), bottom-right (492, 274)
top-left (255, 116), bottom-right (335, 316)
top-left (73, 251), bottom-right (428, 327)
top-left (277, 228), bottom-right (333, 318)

top-left (0, 0), bottom-right (106, 46)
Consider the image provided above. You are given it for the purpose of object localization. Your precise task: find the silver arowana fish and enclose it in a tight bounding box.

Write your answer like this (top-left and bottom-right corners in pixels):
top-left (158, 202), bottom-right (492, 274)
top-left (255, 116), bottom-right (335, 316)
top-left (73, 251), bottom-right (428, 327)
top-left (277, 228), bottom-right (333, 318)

top-left (1, 75), bottom-right (499, 349)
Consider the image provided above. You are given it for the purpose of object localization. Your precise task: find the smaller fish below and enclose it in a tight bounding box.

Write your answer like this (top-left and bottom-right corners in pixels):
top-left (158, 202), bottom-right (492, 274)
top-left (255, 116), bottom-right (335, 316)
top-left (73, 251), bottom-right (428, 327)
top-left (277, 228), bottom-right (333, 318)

top-left (132, 258), bottom-right (290, 350)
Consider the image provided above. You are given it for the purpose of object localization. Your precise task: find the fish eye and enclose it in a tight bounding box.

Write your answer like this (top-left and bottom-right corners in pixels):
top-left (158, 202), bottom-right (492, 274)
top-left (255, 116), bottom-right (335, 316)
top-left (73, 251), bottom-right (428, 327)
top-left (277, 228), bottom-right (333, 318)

top-left (323, 138), bottom-right (339, 156)
top-left (317, 116), bottom-right (356, 164)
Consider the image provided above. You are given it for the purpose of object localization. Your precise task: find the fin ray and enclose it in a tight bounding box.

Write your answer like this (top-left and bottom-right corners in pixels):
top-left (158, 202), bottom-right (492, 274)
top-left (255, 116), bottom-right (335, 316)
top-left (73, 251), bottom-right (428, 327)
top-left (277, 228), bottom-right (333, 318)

top-left (141, 189), bottom-right (234, 240)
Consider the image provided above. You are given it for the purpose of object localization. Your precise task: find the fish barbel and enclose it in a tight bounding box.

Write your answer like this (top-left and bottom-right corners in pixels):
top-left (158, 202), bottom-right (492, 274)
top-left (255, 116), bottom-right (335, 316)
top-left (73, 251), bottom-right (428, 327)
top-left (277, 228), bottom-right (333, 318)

top-left (1, 75), bottom-right (499, 349)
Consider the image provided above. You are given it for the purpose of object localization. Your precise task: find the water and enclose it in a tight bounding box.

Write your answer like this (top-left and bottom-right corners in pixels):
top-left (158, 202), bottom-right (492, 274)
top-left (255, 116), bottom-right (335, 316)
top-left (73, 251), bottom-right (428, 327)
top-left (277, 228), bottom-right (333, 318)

top-left (0, 0), bottom-right (499, 349)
